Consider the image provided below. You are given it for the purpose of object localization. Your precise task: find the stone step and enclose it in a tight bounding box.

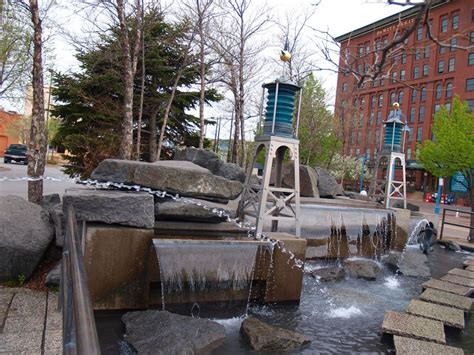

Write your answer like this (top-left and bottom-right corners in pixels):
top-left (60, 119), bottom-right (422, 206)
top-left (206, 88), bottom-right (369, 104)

top-left (448, 268), bottom-right (474, 280)
top-left (441, 274), bottom-right (474, 288)
top-left (393, 336), bottom-right (464, 355)
top-left (422, 278), bottom-right (473, 297)
top-left (466, 265), bottom-right (474, 272)
top-left (419, 289), bottom-right (473, 312)
top-left (406, 299), bottom-right (465, 329)
top-left (462, 259), bottom-right (474, 268)
top-left (382, 311), bottom-right (445, 344)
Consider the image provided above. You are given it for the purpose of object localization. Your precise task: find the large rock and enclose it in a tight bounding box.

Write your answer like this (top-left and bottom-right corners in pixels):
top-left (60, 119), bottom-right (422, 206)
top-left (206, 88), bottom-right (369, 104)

top-left (311, 267), bottom-right (345, 282)
top-left (240, 316), bottom-right (311, 351)
top-left (91, 159), bottom-right (243, 202)
top-left (0, 196), bottom-right (54, 281)
top-left (314, 166), bottom-right (340, 198)
top-left (175, 147), bottom-right (246, 182)
top-left (277, 165), bottom-right (319, 198)
top-left (155, 200), bottom-right (229, 223)
top-left (62, 188), bottom-right (155, 228)
top-left (397, 247), bottom-right (431, 277)
top-left (49, 205), bottom-right (64, 247)
top-left (344, 259), bottom-right (381, 280)
top-left (122, 310), bottom-right (226, 354)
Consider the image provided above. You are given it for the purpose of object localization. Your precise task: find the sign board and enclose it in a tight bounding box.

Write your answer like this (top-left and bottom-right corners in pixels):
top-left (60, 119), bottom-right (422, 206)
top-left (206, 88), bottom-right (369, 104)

top-left (450, 171), bottom-right (468, 193)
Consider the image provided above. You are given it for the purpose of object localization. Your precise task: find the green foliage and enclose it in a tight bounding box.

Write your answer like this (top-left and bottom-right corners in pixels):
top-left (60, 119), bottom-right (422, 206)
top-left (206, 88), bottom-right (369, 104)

top-left (328, 153), bottom-right (361, 181)
top-left (17, 273), bottom-right (26, 285)
top-left (298, 74), bottom-right (341, 168)
top-left (52, 9), bottom-right (221, 178)
top-left (417, 96), bottom-right (474, 181)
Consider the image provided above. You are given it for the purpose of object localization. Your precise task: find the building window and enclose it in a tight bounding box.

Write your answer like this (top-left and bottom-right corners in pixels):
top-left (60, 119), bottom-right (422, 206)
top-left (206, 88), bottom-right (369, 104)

top-left (358, 46), bottom-right (364, 58)
top-left (434, 104), bottom-right (441, 113)
top-left (445, 103), bottom-right (451, 112)
top-left (421, 87), bottom-right (426, 102)
top-left (466, 78), bottom-right (474, 91)
top-left (377, 111), bottom-right (382, 125)
top-left (378, 94), bottom-right (383, 107)
top-left (400, 69), bottom-right (406, 80)
top-left (467, 100), bottom-right (474, 112)
top-left (371, 95), bottom-right (376, 107)
top-left (435, 84), bottom-right (442, 99)
top-left (439, 45), bottom-right (446, 54)
top-left (423, 64), bottom-right (429, 76)
top-left (416, 127), bottom-right (423, 142)
top-left (407, 148), bottom-right (412, 160)
top-left (342, 82), bottom-right (348, 92)
top-left (424, 46), bottom-right (430, 59)
top-left (408, 128), bottom-right (413, 141)
top-left (383, 35), bottom-right (388, 46)
top-left (365, 42), bottom-right (370, 55)
top-left (452, 14), bottom-right (459, 30)
top-left (390, 92), bottom-right (396, 104)
top-left (446, 82), bottom-right (453, 98)
top-left (413, 66), bottom-right (419, 79)
top-left (448, 57), bottom-right (455, 72)
top-left (469, 53), bottom-right (474, 66)
top-left (437, 60), bottom-right (444, 73)
top-left (471, 32), bottom-right (474, 44)
top-left (416, 26), bottom-right (423, 40)
top-left (411, 89), bottom-right (417, 103)
top-left (419, 106), bottom-right (425, 123)
top-left (398, 90), bottom-right (404, 103)
top-left (380, 78), bottom-right (384, 86)
top-left (409, 107), bottom-right (416, 123)
top-left (392, 72), bottom-right (397, 83)
top-left (450, 37), bottom-right (457, 51)
top-left (440, 16), bottom-right (448, 32)
top-left (415, 48), bottom-right (421, 60)
top-left (369, 111), bottom-right (374, 125)
top-left (376, 40), bottom-right (382, 50)
top-left (401, 52), bottom-right (407, 64)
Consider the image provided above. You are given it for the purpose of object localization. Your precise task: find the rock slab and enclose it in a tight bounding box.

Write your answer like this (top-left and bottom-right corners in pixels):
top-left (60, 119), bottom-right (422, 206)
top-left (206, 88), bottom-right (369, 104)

top-left (240, 316), bottom-right (311, 351)
top-left (63, 188), bottom-right (154, 228)
top-left (155, 200), bottom-right (229, 223)
top-left (422, 278), bottom-right (473, 296)
top-left (175, 147), bottom-right (246, 182)
top-left (0, 196), bottom-right (54, 281)
top-left (122, 310), bottom-right (226, 354)
top-left (397, 248), bottom-right (431, 278)
top-left (314, 166), bottom-right (340, 198)
top-left (272, 164), bottom-right (319, 198)
top-left (448, 268), bottom-right (474, 280)
top-left (420, 288), bottom-right (473, 311)
top-left (311, 267), bottom-right (345, 282)
top-left (91, 159), bottom-right (243, 202)
top-left (406, 299), bottom-right (465, 329)
top-left (344, 259), bottom-right (381, 280)
top-left (441, 274), bottom-right (474, 288)
top-left (382, 311), bottom-right (445, 344)
top-left (393, 336), bottom-right (463, 355)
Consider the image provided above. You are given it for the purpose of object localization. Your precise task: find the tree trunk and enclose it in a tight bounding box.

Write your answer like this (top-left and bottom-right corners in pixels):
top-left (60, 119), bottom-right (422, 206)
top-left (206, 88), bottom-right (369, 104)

top-left (198, 17), bottom-right (206, 149)
top-left (469, 169), bottom-right (474, 242)
top-left (27, 0), bottom-right (46, 204)
top-left (148, 107), bottom-right (159, 162)
top-left (231, 101), bottom-right (240, 164)
top-left (135, 0), bottom-right (145, 160)
top-left (238, 17), bottom-right (246, 167)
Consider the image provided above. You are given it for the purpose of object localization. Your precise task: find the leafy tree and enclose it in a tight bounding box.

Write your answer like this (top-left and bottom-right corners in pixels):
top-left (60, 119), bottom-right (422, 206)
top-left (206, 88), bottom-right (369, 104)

top-left (417, 96), bottom-right (474, 240)
top-left (298, 73), bottom-right (341, 168)
top-left (52, 10), bottom-right (220, 178)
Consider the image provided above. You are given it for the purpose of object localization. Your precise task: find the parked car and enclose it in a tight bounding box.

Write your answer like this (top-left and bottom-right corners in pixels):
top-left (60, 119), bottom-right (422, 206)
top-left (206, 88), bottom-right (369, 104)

top-left (4, 144), bottom-right (28, 165)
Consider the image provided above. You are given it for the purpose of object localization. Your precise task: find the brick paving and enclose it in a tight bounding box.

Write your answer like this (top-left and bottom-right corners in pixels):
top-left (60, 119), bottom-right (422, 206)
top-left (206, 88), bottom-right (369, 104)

top-left (0, 287), bottom-right (62, 354)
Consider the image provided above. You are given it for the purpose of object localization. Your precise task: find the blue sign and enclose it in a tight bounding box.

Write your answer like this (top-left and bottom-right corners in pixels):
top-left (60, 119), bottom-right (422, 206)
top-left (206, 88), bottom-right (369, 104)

top-left (450, 171), bottom-right (468, 193)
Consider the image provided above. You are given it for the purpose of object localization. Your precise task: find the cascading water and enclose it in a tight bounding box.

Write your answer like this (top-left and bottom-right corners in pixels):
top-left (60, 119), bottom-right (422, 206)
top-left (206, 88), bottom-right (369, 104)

top-left (153, 239), bottom-right (268, 310)
top-left (407, 218), bottom-right (430, 245)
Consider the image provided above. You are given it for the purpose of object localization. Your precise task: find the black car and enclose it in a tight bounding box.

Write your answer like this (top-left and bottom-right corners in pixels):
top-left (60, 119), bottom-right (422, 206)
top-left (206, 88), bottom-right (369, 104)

top-left (4, 144), bottom-right (28, 164)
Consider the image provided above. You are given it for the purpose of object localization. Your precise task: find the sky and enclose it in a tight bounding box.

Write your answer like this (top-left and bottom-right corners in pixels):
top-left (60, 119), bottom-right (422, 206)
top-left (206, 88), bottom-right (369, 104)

top-left (3, 0), bottom-right (410, 138)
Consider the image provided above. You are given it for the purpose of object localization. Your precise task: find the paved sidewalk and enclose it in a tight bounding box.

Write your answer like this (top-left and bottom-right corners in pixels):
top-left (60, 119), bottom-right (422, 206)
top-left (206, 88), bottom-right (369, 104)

top-left (0, 287), bottom-right (62, 354)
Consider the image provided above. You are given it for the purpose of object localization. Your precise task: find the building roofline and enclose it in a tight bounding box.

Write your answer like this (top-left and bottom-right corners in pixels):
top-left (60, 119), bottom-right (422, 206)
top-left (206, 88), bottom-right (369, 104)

top-left (334, 0), bottom-right (448, 43)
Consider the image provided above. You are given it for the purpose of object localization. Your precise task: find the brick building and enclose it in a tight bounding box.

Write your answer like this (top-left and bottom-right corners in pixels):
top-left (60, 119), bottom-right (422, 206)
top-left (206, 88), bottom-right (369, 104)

top-left (0, 108), bottom-right (22, 156)
top-left (334, 0), bottom-right (474, 194)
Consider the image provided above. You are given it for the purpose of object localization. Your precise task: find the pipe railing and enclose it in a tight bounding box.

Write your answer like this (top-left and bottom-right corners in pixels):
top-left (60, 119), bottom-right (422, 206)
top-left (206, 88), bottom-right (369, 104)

top-left (439, 208), bottom-right (474, 240)
top-left (60, 206), bottom-right (100, 354)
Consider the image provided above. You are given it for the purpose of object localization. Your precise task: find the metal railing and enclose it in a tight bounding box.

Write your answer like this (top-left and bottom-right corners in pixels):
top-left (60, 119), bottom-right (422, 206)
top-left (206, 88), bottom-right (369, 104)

top-left (60, 206), bottom-right (100, 354)
top-left (439, 208), bottom-right (474, 241)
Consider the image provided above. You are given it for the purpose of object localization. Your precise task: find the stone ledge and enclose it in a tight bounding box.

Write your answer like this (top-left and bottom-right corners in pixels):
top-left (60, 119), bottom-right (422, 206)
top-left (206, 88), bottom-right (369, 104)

top-left (441, 274), bottom-right (474, 288)
top-left (382, 311), bottom-right (445, 344)
top-left (393, 336), bottom-right (463, 355)
top-left (448, 268), bottom-right (474, 280)
top-left (406, 299), bottom-right (465, 329)
top-left (419, 288), bottom-right (473, 312)
top-left (422, 278), bottom-right (473, 297)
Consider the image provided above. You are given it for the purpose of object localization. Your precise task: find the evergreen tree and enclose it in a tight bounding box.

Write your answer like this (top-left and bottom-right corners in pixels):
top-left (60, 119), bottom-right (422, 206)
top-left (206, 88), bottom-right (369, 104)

top-left (52, 10), bottom-right (220, 178)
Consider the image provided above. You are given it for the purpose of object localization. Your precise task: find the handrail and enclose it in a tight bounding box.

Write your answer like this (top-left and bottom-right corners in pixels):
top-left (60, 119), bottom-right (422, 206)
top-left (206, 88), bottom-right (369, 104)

top-left (60, 206), bottom-right (100, 354)
top-left (439, 208), bottom-right (474, 240)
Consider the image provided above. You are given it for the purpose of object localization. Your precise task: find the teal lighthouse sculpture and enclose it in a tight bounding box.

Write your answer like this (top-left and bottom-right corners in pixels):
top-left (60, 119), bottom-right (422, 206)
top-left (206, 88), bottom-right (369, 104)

top-left (369, 102), bottom-right (408, 209)
top-left (238, 56), bottom-right (303, 237)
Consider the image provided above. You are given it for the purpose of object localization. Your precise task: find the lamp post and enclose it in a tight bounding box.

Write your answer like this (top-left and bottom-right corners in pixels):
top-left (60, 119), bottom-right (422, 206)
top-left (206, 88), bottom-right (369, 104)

top-left (359, 153), bottom-right (367, 192)
top-left (434, 177), bottom-right (444, 215)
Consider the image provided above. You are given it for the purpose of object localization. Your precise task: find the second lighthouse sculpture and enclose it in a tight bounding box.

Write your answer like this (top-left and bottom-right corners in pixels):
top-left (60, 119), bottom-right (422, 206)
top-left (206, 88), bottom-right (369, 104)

top-left (238, 69), bottom-right (302, 237)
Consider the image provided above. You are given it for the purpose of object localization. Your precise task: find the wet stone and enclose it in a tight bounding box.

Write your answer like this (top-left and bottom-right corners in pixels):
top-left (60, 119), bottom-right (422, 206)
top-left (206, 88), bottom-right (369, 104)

top-left (382, 311), bottom-right (445, 344)
top-left (393, 336), bottom-right (464, 355)
top-left (466, 265), bottom-right (474, 272)
top-left (448, 268), bottom-right (474, 280)
top-left (422, 278), bottom-right (473, 296)
top-left (441, 274), bottom-right (474, 288)
top-left (0, 331), bottom-right (43, 352)
top-left (419, 288), bottom-right (473, 312)
top-left (406, 299), bottom-right (465, 329)
top-left (463, 259), bottom-right (474, 268)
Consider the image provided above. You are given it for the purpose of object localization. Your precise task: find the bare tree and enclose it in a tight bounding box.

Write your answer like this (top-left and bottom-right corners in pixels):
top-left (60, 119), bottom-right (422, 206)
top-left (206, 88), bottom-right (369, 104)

top-left (135, 0), bottom-right (145, 160)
